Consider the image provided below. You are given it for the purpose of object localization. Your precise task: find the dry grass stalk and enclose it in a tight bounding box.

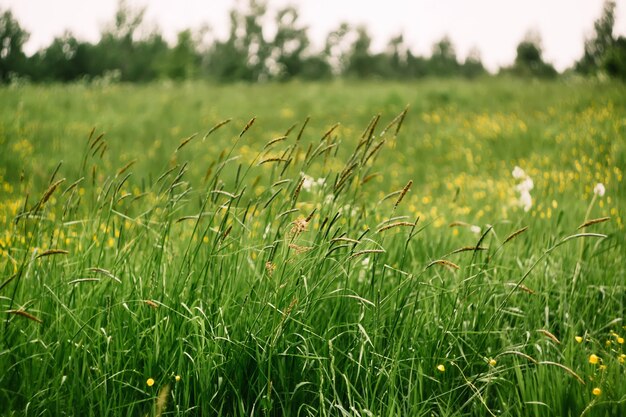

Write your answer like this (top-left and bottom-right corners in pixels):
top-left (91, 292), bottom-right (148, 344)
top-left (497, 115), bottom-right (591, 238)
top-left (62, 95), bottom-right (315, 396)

top-left (292, 177), bottom-right (305, 201)
top-left (263, 135), bottom-right (288, 149)
top-left (394, 180), bottom-right (413, 209)
top-left (330, 237), bottom-right (361, 244)
top-left (537, 329), bottom-right (560, 344)
top-left (577, 217), bottom-right (610, 229)
top-left (6, 309), bottom-right (43, 324)
top-left (259, 157), bottom-right (289, 165)
top-left (503, 226), bottom-right (529, 245)
top-left (361, 172), bottom-right (380, 184)
top-left (290, 217), bottom-right (309, 237)
top-left (62, 177), bottom-right (84, 196)
top-left (89, 133), bottom-right (105, 150)
top-left (38, 178), bottom-right (66, 208)
top-left (205, 118), bottom-right (232, 138)
top-left (448, 246), bottom-right (487, 255)
top-left (176, 133), bottom-right (198, 152)
top-left (449, 221), bottom-right (471, 228)
top-left (506, 282), bottom-right (536, 294)
top-left (36, 249), bottom-right (69, 259)
top-left (239, 117), bottom-right (257, 138)
top-left (426, 259), bottom-right (460, 270)
top-left (154, 384), bottom-right (170, 417)
top-left (144, 300), bottom-right (159, 309)
top-left (320, 123), bottom-right (340, 142)
top-left (349, 249), bottom-right (385, 259)
top-left (288, 243), bottom-right (312, 254)
top-left (265, 261), bottom-right (276, 276)
top-left (376, 222), bottom-right (416, 233)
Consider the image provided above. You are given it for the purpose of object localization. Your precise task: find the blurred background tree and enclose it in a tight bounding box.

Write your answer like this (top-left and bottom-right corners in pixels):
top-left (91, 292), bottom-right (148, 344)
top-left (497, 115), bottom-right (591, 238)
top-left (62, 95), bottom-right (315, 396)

top-left (0, 9), bottom-right (29, 82)
top-left (500, 31), bottom-right (557, 78)
top-left (1, 0), bottom-right (625, 83)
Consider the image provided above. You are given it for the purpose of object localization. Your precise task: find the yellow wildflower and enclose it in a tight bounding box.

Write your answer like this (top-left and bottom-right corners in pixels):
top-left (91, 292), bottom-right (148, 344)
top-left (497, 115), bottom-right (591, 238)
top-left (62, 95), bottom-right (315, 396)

top-left (592, 387), bottom-right (601, 396)
top-left (436, 364), bottom-right (445, 372)
top-left (147, 378), bottom-right (155, 387)
top-left (589, 354), bottom-right (600, 365)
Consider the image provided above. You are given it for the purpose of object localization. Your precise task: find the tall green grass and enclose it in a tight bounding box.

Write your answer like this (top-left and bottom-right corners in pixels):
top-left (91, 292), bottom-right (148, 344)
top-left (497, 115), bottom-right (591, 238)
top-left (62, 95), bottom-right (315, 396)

top-left (0, 79), bottom-right (624, 416)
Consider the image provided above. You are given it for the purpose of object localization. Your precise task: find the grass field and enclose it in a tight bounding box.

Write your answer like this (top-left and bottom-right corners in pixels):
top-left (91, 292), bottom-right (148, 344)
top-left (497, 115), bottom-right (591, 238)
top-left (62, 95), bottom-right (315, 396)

top-left (0, 79), bottom-right (625, 416)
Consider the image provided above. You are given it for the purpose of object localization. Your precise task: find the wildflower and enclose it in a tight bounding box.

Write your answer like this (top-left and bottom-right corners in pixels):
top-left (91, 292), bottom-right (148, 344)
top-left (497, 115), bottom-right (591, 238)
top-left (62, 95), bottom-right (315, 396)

top-left (575, 336), bottom-right (583, 343)
top-left (589, 354), bottom-right (600, 365)
top-left (470, 225), bottom-right (481, 234)
top-left (301, 173), bottom-right (325, 192)
top-left (619, 354), bottom-right (625, 364)
top-left (519, 190), bottom-right (533, 212)
top-left (488, 359), bottom-right (497, 367)
top-left (436, 364), bottom-right (445, 372)
top-left (175, 375), bottom-right (181, 382)
top-left (599, 364), bottom-right (607, 371)
top-left (617, 337), bottom-right (624, 344)
top-left (593, 183), bottom-right (605, 197)
top-left (516, 177), bottom-right (534, 192)
top-left (512, 166), bottom-right (526, 179)
top-left (592, 387), bottom-right (602, 396)
top-left (147, 378), bottom-right (155, 387)
top-left (512, 166), bottom-right (533, 211)
top-left (302, 174), bottom-right (315, 192)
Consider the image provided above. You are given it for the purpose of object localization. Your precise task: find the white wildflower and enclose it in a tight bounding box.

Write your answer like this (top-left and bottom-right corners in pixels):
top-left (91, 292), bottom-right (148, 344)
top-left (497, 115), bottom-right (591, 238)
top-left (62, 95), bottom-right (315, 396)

top-left (301, 174), bottom-right (315, 192)
top-left (516, 177), bottom-right (534, 192)
top-left (512, 166), bottom-right (526, 179)
top-left (470, 225), bottom-right (481, 234)
top-left (593, 183), bottom-right (605, 197)
top-left (301, 173), bottom-right (325, 192)
top-left (519, 190), bottom-right (532, 212)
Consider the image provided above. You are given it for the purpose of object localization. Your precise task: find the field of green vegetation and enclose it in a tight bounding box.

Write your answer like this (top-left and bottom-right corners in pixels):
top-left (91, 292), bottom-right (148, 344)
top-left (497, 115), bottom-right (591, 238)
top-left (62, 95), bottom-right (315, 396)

top-left (0, 79), bottom-right (625, 416)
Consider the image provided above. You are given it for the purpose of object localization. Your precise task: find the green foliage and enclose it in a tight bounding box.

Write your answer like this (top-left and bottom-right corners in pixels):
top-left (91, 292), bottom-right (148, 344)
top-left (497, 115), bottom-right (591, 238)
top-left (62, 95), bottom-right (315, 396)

top-left (0, 79), bottom-right (625, 415)
top-left (502, 31), bottom-right (557, 79)
top-left (1, 0), bottom-right (625, 83)
top-left (0, 9), bottom-right (29, 81)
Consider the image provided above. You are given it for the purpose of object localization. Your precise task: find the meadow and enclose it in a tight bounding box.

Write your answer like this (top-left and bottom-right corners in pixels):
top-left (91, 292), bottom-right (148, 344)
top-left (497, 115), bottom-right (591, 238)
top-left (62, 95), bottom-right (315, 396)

top-left (0, 78), bottom-right (624, 416)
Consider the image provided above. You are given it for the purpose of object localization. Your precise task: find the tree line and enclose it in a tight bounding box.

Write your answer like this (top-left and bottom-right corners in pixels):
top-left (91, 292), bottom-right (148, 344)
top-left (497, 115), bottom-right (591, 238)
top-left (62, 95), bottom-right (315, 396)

top-left (1, 0), bottom-right (624, 83)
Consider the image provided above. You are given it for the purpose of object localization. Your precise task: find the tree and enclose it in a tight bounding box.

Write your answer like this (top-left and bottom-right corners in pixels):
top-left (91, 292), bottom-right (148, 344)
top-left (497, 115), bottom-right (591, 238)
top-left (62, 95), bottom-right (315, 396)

top-left (0, 9), bottom-right (29, 82)
top-left (576, 0), bottom-right (616, 74)
top-left (507, 31), bottom-right (557, 78)
top-left (603, 36), bottom-right (626, 80)
top-left (429, 36), bottom-right (459, 76)
top-left (461, 47), bottom-right (487, 78)
top-left (345, 25), bottom-right (376, 78)
top-left (165, 30), bottom-right (200, 80)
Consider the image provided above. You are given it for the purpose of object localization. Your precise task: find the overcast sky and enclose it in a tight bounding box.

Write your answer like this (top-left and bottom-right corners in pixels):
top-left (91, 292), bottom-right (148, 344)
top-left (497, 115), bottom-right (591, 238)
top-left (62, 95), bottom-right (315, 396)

top-left (2, 0), bottom-right (626, 72)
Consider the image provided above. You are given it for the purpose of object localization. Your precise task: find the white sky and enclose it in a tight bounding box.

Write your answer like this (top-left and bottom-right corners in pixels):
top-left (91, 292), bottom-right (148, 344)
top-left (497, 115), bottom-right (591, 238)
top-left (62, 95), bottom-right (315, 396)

top-left (2, 0), bottom-right (626, 72)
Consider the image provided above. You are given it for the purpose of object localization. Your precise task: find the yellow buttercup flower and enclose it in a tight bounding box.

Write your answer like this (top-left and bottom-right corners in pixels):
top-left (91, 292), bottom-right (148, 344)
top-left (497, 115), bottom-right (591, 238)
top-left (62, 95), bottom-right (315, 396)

top-left (575, 336), bottom-right (583, 343)
top-left (147, 378), bottom-right (155, 387)
top-left (175, 375), bottom-right (181, 382)
top-left (589, 354), bottom-right (600, 365)
top-left (618, 337), bottom-right (624, 344)
top-left (436, 364), bottom-right (445, 372)
top-left (592, 387), bottom-right (602, 396)
top-left (488, 359), bottom-right (497, 367)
